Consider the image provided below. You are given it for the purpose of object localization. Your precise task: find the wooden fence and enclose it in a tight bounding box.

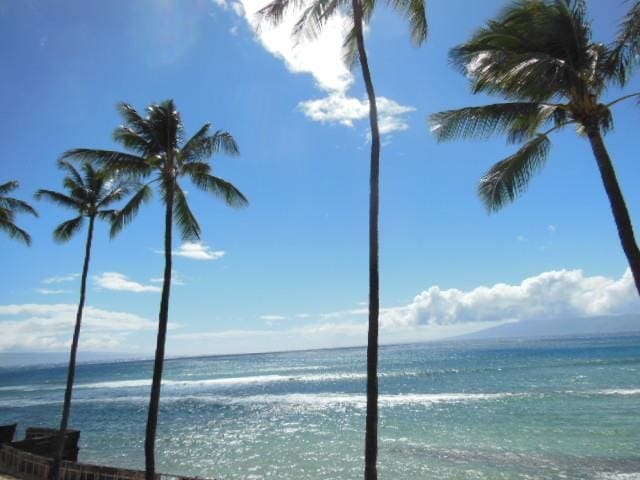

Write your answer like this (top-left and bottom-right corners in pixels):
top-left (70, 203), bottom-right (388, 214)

top-left (0, 445), bottom-right (209, 480)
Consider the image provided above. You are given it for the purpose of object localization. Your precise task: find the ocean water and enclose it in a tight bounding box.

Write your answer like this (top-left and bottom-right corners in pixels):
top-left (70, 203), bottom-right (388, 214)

top-left (1, 335), bottom-right (640, 480)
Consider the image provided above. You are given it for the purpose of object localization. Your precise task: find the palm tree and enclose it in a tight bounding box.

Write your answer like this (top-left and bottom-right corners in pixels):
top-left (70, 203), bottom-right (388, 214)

top-left (36, 161), bottom-right (130, 480)
top-left (0, 180), bottom-right (38, 245)
top-left (258, 1), bottom-right (427, 478)
top-left (430, 0), bottom-right (640, 296)
top-left (62, 100), bottom-right (248, 480)
top-left (259, 2), bottom-right (428, 478)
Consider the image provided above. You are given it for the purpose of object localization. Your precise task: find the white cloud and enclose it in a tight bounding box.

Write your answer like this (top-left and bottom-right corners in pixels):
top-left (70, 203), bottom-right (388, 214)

top-left (94, 272), bottom-right (161, 293)
top-left (172, 242), bottom-right (225, 260)
top-left (36, 289), bottom-right (70, 295)
top-left (226, 0), bottom-right (414, 134)
top-left (241, 0), bottom-right (352, 92)
top-left (548, 224), bottom-right (557, 233)
top-left (230, 25), bottom-right (240, 36)
top-left (380, 269), bottom-right (639, 328)
top-left (42, 274), bottom-right (79, 284)
top-left (299, 94), bottom-right (415, 133)
top-left (0, 304), bottom-right (159, 351)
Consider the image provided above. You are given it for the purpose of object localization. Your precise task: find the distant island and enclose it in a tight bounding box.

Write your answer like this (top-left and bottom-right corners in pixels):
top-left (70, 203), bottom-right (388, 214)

top-left (458, 313), bottom-right (640, 341)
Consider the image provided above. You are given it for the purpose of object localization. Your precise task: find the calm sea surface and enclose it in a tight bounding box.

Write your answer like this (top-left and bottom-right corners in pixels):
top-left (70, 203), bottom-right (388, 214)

top-left (1, 335), bottom-right (639, 479)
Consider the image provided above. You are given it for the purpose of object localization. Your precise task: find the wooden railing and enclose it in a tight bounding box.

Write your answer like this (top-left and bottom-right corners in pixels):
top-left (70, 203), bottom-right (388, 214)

top-left (0, 445), bottom-right (210, 480)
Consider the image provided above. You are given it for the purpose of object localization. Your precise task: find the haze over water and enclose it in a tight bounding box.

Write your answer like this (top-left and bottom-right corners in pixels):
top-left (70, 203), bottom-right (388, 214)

top-left (1, 334), bottom-right (639, 479)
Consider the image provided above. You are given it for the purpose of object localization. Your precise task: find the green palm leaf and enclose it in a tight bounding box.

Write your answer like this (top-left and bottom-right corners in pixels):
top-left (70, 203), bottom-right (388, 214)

top-left (53, 216), bottom-right (85, 243)
top-left (0, 180), bottom-right (37, 245)
top-left (110, 183), bottom-right (153, 238)
top-left (35, 190), bottom-right (84, 211)
top-left (387, 0), bottom-right (427, 45)
top-left (0, 196), bottom-right (38, 216)
top-left (62, 149), bottom-right (150, 178)
top-left (0, 181), bottom-right (19, 196)
top-left (0, 218), bottom-right (32, 245)
top-left (191, 173), bottom-right (248, 208)
top-left (430, 103), bottom-right (557, 143)
top-left (173, 184), bottom-right (201, 241)
top-left (478, 133), bottom-right (551, 211)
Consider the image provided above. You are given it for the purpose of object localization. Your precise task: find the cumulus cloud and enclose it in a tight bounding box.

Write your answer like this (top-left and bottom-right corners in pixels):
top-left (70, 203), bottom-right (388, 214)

top-left (225, 0), bottom-right (414, 134)
top-left (171, 242), bottom-right (225, 261)
top-left (381, 269), bottom-right (639, 328)
top-left (0, 304), bottom-right (159, 351)
top-left (299, 94), bottom-right (415, 133)
top-left (94, 273), bottom-right (161, 293)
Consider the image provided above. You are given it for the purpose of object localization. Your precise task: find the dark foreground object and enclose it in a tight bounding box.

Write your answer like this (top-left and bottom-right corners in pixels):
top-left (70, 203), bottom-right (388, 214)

top-left (0, 425), bottom-right (213, 480)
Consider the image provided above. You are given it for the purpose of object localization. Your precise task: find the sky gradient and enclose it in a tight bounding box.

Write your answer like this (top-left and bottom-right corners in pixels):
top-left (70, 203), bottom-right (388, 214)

top-left (1, 0), bottom-right (639, 356)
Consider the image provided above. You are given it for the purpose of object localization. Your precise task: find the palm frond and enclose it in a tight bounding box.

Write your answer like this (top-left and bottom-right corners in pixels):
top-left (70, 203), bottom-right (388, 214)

top-left (430, 103), bottom-right (553, 142)
top-left (343, 25), bottom-right (360, 68)
top-left (35, 189), bottom-right (83, 211)
top-left (606, 1), bottom-right (640, 85)
top-left (96, 209), bottom-right (117, 221)
top-left (342, 0), bottom-right (377, 67)
top-left (182, 130), bottom-right (240, 165)
top-left (182, 161), bottom-right (212, 178)
top-left (449, 0), bottom-right (593, 101)
top-left (53, 216), bottom-right (84, 243)
top-left (61, 149), bottom-right (151, 178)
top-left (117, 103), bottom-right (161, 149)
top-left (257, 0), bottom-right (307, 26)
top-left (478, 133), bottom-right (551, 211)
top-left (113, 126), bottom-right (154, 155)
top-left (387, 0), bottom-right (427, 45)
top-left (58, 160), bottom-right (85, 187)
top-left (0, 197), bottom-right (38, 217)
top-left (292, 0), bottom-right (341, 41)
top-left (110, 183), bottom-right (153, 238)
top-left (97, 184), bottom-right (130, 208)
top-left (0, 181), bottom-right (19, 195)
top-left (181, 124), bottom-right (211, 163)
top-left (0, 218), bottom-right (32, 245)
top-left (173, 184), bottom-right (201, 241)
top-left (210, 131), bottom-right (240, 156)
top-left (191, 174), bottom-right (249, 208)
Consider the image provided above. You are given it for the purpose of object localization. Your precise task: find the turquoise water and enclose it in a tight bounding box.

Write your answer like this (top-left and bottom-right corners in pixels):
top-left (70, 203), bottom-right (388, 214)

top-left (1, 335), bottom-right (640, 479)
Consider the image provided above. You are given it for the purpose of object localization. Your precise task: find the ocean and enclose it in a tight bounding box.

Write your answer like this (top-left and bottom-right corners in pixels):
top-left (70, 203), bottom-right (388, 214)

top-left (1, 334), bottom-right (639, 479)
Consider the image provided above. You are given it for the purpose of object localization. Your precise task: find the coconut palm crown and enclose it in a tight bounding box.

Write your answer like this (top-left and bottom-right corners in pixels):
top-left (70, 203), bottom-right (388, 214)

top-left (259, 1), bottom-right (427, 479)
top-left (430, 0), bottom-right (640, 295)
top-left (36, 161), bottom-right (130, 480)
top-left (0, 180), bottom-right (38, 245)
top-left (60, 99), bottom-right (248, 480)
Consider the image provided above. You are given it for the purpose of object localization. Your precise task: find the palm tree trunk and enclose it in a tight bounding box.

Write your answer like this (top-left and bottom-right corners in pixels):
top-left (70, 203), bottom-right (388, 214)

top-left (350, 1), bottom-right (381, 478)
top-left (145, 183), bottom-right (174, 480)
top-left (51, 215), bottom-right (95, 480)
top-left (585, 124), bottom-right (640, 295)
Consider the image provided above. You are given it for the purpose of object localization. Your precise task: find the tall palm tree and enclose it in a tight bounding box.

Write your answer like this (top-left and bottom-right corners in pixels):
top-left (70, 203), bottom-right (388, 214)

top-left (430, 0), bottom-right (640, 295)
top-left (0, 180), bottom-right (38, 245)
top-left (259, 1), bottom-right (427, 478)
top-left (62, 100), bottom-right (248, 480)
top-left (36, 161), bottom-right (130, 480)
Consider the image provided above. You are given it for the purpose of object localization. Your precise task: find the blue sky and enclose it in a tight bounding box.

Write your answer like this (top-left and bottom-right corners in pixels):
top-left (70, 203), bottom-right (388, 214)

top-left (1, 0), bottom-right (639, 356)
